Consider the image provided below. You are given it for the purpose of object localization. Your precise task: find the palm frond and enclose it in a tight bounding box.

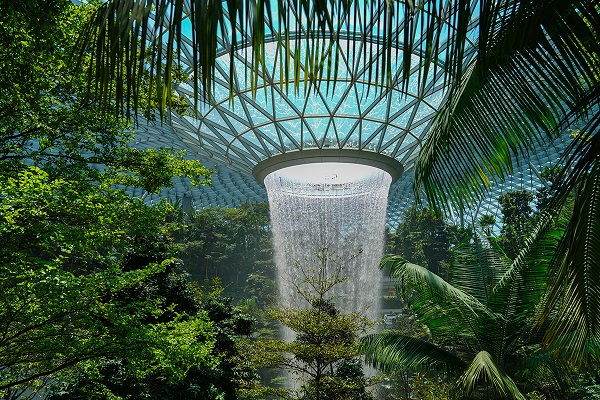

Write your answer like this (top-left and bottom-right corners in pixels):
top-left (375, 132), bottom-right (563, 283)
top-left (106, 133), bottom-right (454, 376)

top-left (448, 237), bottom-right (508, 304)
top-left (77, 0), bottom-right (459, 117)
top-left (382, 255), bottom-right (495, 315)
top-left (445, 229), bottom-right (559, 363)
top-left (414, 0), bottom-right (600, 212)
top-left (482, 212), bottom-right (567, 363)
top-left (492, 210), bottom-right (559, 295)
top-left (518, 346), bottom-right (573, 394)
top-left (75, 0), bottom-right (498, 118)
top-left (447, 237), bottom-right (530, 362)
top-left (359, 332), bottom-right (466, 374)
top-left (539, 114), bottom-right (600, 365)
top-left (380, 255), bottom-right (499, 346)
top-left (455, 350), bottom-right (526, 400)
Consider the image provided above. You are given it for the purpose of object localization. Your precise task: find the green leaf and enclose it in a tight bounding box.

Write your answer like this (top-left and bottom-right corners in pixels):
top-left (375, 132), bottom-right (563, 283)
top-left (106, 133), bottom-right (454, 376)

top-left (455, 350), bottom-right (526, 400)
top-left (360, 332), bottom-right (466, 374)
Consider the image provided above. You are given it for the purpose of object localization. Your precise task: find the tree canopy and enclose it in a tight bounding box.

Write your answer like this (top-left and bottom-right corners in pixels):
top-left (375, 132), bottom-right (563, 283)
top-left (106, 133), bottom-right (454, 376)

top-left (0, 1), bottom-right (254, 397)
top-left (245, 248), bottom-right (375, 400)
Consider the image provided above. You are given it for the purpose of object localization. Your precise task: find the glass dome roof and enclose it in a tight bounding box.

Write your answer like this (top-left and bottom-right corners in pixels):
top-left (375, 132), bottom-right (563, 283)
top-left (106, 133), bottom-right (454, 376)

top-left (164, 0), bottom-right (480, 174)
top-left (131, 0), bottom-right (569, 226)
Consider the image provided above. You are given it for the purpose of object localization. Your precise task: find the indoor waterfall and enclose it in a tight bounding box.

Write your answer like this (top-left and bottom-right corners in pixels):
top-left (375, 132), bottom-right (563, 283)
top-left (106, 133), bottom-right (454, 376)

top-left (264, 162), bottom-right (392, 324)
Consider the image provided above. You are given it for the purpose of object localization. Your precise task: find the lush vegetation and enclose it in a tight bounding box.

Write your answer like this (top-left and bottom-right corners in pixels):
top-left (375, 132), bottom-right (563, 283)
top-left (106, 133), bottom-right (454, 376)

top-left (2, 0), bottom-right (600, 399)
top-left (85, 0), bottom-right (600, 372)
top-left (362, 187), bottom-right (600, 399)
top-left (0, 1), bottom-right (255, 398)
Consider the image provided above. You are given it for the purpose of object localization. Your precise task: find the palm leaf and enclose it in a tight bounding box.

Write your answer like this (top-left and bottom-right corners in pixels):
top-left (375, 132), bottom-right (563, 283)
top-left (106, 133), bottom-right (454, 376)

top-left (484, 213), bottom-right (566, 363)
top-left (539, 119), bottom-right (600, 365)
top-left (444, 231), bottom-right (556, 363)
top-left (359, 332), bottom-right (466, 374)
top-left (448, 237), bottom-right (527, 361)
top-left (518, 346), bottom-right (573, 394)
top-left (414, 1), bottom-right (600, 212)
top-left (382, 255), bottom-right (496, 312)
top-left (408, 1), bottom-right (600, 365)
top-left (381, 255), bottom-right (499, 348)
top-left (448, 237), bottom-right (508, 304)
top-left (454, 350), bottom-right (526, 400)
top-left (77, 0), bottom-right (483, 117)
top-left (492, 210), bottom-right (560, 295)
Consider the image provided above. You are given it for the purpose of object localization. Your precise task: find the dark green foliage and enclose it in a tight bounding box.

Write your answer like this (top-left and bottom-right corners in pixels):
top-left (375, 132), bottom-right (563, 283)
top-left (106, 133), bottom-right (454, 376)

top-left (178, 203), bottom-right (275, 303)
top-left (497, 190), bottom-right (534, 259)
top-left (363, 207), bottom-right (578, 398)
top-left (48, 276), bottom-right (256, 400)
top-left (43, 234), bottom-right (256, 400)
top-left (0, 167), bottom-right (217, 395)
top-left (199, 292), bottom-right (256, 398)
top-left (388, 206), bottom-right (469, 276)
top-left (535, 166), bottom-right (564, 211)
top-left (479, 214), bottom-right (496, 236)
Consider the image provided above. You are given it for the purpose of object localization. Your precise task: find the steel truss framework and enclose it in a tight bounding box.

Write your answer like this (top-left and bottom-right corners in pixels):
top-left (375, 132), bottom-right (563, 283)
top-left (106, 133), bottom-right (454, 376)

top-left (132, 0), bottom-right (569, 227)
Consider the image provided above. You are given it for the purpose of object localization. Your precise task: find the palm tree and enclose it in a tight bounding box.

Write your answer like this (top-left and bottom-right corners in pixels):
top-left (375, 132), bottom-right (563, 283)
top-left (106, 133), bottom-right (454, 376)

top-left (360, 220), bottom-right (571, 398)
top-left (410, 2), bottom-right (600, 366)
top-left (80, 0), bottom-right (600, 363)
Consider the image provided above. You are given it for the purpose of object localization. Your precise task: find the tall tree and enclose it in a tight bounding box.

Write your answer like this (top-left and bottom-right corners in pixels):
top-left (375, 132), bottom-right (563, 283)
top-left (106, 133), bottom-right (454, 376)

top-left (0, 0), bottom-right (216, 395)
top-left (496, 190), bottom-right (535, 259)
top-left (177, 202), bottom-right (275, 301)
top-left (0, 167), bottom-right (218, 396)
top-left (245, 248), bottom-right (374, 400)
top-left (0, 0), bottom-right (209, 188)
top-left (389, 206), bottom-right (468, 276)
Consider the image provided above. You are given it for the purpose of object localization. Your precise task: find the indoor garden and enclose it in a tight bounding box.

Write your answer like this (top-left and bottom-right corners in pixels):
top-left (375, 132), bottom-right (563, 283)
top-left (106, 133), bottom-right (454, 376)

top-left (1, 0), bottom-right (599, 399)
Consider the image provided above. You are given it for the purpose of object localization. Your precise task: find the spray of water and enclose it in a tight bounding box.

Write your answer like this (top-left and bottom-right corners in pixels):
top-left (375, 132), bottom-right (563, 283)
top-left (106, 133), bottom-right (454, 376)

top-left (264, 162), bottom-right (392, 323)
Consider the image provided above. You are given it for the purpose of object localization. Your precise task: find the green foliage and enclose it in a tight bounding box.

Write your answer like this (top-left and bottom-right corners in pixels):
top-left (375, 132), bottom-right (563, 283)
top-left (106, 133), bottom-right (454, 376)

top-left (0, 167), bottom-right (218, 395)
top-left (479, 214), bottom-right (496, 237)
top-left (535, 166), bottom-right (563, 211)
top-left (362, 212), bottom-right (573, 398)
top-left (413, 1), bottom-right (600, 212)
top-left (572, 372), bottom-right (600, 399)
top-left (0, 0), bottom-right (211, 193)
top-left (408, 0), bottom-right (600, 366)
top-left (410, 373), bottom-right (452, 400)
top-left (0, 1), bottom-right (218, 395)
top-left (497, 190), bottom-right (535, 259)
top-left (49, 283), bottom-right (256, 400)
top-left (246, 249), bottom-right (375, 400)
top-left (389, 206), bottom-right (469, 276)
top-left (455, 351), bottom-right (525, 400)
top-left (107, 147), bottom-right (212, 193)
top-left (178, 203), bottom-right (275, 302)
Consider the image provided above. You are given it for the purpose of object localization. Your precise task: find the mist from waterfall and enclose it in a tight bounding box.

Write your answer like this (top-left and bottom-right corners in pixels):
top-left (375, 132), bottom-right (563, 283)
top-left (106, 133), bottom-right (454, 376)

top-left (264, 163), bottom-right (392, 325)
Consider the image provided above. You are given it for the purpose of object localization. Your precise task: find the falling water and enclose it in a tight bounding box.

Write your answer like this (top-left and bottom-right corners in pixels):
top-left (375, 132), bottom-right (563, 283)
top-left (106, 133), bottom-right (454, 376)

top-left (264, 162), bottom-right (392, 324)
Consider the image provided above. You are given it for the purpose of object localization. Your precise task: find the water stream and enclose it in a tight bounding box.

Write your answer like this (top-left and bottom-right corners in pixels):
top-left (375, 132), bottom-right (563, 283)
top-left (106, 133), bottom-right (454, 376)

top-left (264, 162), bottom-right (392, 324)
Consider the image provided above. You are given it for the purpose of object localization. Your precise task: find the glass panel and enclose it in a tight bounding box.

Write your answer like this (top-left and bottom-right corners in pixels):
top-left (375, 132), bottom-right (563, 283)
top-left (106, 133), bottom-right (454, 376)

top-left (304, 117), bottom-right (330, 145)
